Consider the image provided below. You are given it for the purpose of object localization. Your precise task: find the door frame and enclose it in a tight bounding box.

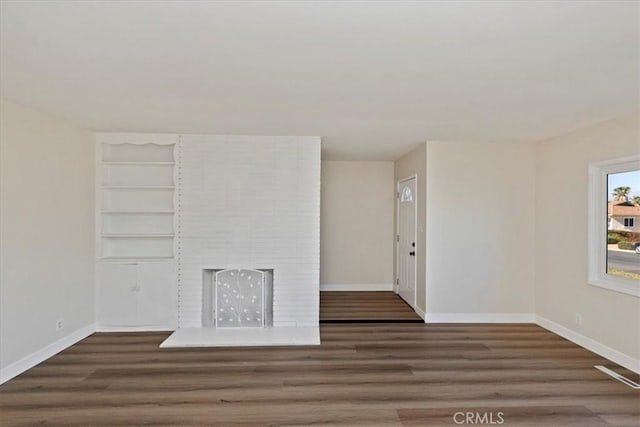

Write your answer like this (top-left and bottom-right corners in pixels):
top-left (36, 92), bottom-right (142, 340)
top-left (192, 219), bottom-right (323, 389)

top-left (395, 175), bottom-right (418, 310)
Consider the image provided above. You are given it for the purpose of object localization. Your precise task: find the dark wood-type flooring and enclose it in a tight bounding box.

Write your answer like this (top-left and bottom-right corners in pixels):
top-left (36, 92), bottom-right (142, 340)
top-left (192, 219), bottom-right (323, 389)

top-left (1, 324), bottom-right (639, 426)
top-left (320, 291), bottom-right (423, 322)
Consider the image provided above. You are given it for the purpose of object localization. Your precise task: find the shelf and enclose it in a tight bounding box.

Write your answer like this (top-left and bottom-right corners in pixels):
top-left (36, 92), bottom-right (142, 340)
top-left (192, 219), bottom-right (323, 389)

top-left (102, 162), bottom-right (175, 166)
top-left (101, 142), bottom-right (175, 163)
top-left (101, 233), bottom-right (175, 238)
top-left (101, 210), bottom-right (175, 214)
top-left (101, 186), bottom-right (175, 190)
top-left (98, 256), bottom-right (175, 263)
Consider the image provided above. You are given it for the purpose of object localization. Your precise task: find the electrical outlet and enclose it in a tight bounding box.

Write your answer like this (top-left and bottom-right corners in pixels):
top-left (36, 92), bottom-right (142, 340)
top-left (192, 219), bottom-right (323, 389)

top-left (575, 313), bottom-right (582, 326)
top-left (56, 319), bottom-right (63, 331)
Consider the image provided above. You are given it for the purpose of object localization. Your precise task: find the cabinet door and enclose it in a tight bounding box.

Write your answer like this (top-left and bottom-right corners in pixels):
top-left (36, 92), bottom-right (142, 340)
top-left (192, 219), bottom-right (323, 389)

top-left (97, 263), bottom-right (138, 326)
top-left (137, 263), bottom-right (177, 328)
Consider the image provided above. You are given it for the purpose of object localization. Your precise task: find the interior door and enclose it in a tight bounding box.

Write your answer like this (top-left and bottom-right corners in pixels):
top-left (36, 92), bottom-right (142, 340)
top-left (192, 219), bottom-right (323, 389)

top-left (397, 177), bottom-right (417, 308)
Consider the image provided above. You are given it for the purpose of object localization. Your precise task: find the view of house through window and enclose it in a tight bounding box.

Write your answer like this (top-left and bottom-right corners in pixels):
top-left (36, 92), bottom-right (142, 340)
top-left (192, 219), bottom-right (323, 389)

top-left (606, 170), bottom-right (640, 280)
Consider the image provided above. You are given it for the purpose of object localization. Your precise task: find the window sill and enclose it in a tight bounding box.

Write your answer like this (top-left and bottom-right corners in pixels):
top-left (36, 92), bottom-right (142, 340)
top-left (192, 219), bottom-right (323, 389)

top-left (589, 276), bottom-right (640, 298)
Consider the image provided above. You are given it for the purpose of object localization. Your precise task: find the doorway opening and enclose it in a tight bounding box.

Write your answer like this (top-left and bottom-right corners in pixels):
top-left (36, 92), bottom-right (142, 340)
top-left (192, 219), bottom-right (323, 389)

top-left (320, 291), bottom-right (421, 323)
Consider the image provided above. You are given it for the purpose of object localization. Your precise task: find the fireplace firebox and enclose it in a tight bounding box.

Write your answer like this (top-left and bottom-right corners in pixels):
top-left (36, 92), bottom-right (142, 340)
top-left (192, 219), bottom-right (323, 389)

top-left (202, 269), bottom-right (273, 328)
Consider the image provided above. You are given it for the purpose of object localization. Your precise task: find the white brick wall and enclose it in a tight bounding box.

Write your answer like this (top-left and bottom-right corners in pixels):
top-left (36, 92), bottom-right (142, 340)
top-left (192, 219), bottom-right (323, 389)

top-left (177, 135), bottom-right (321, 328)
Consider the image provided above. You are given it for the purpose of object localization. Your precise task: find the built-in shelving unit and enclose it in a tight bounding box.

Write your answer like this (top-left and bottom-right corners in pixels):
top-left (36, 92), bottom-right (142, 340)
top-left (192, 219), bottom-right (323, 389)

top-left (97, 140), bottom-right (176, 261)
top-left (95, 134), bottom-right (178, 331)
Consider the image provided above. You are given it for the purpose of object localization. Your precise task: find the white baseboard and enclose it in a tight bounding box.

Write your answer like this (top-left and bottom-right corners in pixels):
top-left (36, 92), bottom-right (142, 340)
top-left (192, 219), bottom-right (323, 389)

top-left (95, 325), bottom-right (175, 332)
top-left (0, 323), bottom-right (96, 385)
top-left (535, 315), bottom-right (640, 374)
top-left (320, 283), bottom-right (394, 291)
top-left (425, 313), bottom-right (535, 323)
top-left (414, 306), bottom-right (426, 321)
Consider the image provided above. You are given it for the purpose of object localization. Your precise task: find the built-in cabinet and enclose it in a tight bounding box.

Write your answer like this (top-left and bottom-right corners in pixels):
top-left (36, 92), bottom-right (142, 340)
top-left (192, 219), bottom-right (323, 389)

top-left (97, 262), bottom-right (176, 328)
top-left (96, 134), bottom-right (177, 330)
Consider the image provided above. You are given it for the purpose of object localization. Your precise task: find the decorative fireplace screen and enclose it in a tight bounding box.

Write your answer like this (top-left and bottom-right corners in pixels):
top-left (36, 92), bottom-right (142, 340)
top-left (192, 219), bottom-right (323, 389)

top-left (213, 268), bottom-right (273, 328)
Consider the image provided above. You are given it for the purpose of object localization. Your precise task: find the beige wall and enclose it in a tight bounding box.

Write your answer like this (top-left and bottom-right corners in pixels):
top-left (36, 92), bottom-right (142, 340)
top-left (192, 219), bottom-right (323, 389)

top-left (0, 99), bottom-right (95, 372)
top-left (425, 141), bottom-right (536, 317)
top-left (394, 143), bottom-right (427, 311)
top-left (535, 114), bottom-right (640, 360)
top-left (320, 161), bottom-right (395, 289)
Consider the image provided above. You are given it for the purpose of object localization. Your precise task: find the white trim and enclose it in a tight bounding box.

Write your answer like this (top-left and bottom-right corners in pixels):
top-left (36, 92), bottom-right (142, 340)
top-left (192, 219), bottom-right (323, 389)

top-left (95, 325), bottom-right (175, 332)
top-left (594, 365), bottom-right (640, 389)
top-left (95, 139), bottom-right (103, 261)
top-left (320, 283), bottom-right (394, 291)
top-left (0, 323), bottom-right (96, 385)
top-left (588, 156), bottom-right (640, 297)
top-left (414, 305), bottom-right (426, 321)
top-left (425, 313), bottom-right (535, 323)
top-left (536, 315), bottom-right (640, 374)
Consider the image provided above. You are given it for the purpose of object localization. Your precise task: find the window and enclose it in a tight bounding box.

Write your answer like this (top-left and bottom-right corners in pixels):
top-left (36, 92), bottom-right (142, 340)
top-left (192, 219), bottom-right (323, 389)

top-left (588, 156), bottom-right (640, 297)
top-left (400, 186), bottom-right (413, 202)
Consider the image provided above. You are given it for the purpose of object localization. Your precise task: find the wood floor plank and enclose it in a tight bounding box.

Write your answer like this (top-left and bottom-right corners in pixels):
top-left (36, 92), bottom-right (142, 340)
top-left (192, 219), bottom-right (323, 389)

top-left (320, 291), bottom-right (422, 321)
top-left (398, 405), bottom-right (609, 426)
top-left (1, 324), bottom-right (638, 426)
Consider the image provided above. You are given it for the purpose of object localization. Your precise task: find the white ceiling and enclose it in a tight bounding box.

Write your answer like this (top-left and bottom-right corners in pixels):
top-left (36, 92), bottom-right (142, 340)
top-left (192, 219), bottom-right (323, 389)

top-left (1, 1), bottom-right (638, 160)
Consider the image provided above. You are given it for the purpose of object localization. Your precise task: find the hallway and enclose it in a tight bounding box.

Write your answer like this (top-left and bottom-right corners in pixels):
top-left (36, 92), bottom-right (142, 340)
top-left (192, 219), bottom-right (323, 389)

top-left (320, 291), bottom-right (423, 323)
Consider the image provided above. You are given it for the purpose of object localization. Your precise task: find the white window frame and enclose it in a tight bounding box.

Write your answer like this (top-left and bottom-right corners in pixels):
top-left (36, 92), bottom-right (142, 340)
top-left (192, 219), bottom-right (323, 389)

top-left (623, 217), bottom-right (635, 228)
top-left (588, 155), bottom-right (640, 297)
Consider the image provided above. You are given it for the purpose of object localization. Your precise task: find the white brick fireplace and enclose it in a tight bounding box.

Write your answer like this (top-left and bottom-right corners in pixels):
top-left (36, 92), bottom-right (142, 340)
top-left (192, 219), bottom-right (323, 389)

top-left (162, 135), bottom-right (321, 347)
